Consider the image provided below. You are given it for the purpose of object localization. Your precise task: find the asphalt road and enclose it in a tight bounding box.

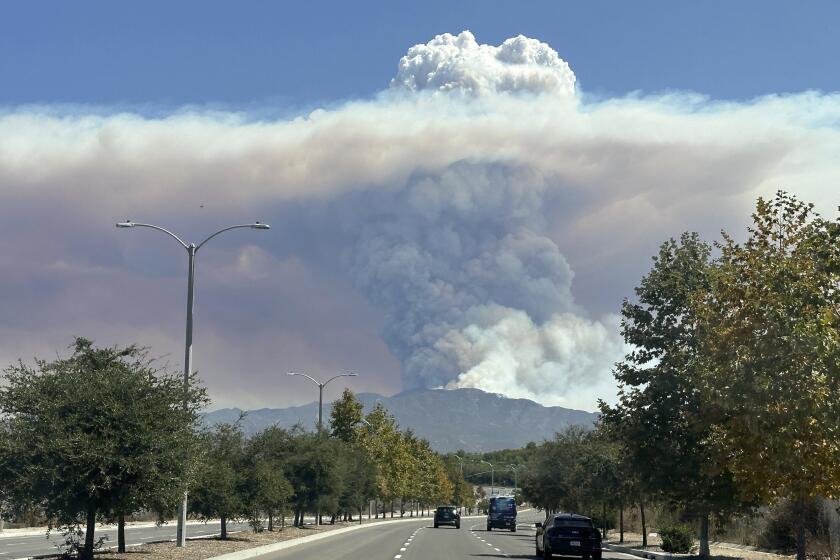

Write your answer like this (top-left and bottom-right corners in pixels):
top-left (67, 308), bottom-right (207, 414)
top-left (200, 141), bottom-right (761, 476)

top-left (254, 509), bottom-right (646, 560)
top-left (0, 521), bottom-right (251, 558)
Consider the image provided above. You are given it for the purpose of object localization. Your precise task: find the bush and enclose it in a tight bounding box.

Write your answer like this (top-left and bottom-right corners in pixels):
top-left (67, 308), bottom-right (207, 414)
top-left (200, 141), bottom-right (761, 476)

top-left (659, 524), bottom-right (695, 553)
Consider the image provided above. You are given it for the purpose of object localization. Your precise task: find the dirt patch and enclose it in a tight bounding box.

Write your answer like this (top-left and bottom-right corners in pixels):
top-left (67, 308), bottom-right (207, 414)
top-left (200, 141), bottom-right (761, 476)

top-left (73, 524), bottom-right (345, 560)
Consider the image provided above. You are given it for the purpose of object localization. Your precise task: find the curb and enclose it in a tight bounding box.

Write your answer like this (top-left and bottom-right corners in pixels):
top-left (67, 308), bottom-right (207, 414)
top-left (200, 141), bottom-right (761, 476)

top-left (605, 543), bottom-right (692, 560)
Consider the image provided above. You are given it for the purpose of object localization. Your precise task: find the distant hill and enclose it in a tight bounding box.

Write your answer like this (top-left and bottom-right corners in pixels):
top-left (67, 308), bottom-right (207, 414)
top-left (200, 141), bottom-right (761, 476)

top-left (202, 387), bottom-right (598, 453)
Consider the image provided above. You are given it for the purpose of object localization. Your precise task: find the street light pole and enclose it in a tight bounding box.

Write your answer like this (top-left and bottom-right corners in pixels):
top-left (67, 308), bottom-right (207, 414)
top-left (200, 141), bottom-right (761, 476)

top-left (287, 371), bottom-right (358, 525)
top-left (287, 372), bottom-right (358, 434)
top-left (481, 460), bottom-right (495, 496)
top-left (508, 464), bottom-right (521, 496)
top-left (116, 220), bottom-right (269, 547)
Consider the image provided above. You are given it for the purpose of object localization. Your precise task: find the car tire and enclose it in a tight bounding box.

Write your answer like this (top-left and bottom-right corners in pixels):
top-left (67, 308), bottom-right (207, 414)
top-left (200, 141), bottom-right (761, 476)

top-left (511, 526), bottom-right (516, 532)
top-left (543, 544), bottom-right (553, 559)
top-left (434, 523), bottom-right (438, 528)
top-left (487, 526), bottom-right (492, 531)
top-left (456, 523), bottom-right (460, 529)
top-left (593, 552), bottom-right (602, 560)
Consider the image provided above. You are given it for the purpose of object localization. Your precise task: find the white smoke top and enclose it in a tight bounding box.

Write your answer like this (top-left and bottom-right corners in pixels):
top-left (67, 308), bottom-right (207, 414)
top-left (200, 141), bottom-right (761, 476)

top-left (391, 30), bottom-right (576, 98)
top-left (1, 32), bottom-right (839, 410)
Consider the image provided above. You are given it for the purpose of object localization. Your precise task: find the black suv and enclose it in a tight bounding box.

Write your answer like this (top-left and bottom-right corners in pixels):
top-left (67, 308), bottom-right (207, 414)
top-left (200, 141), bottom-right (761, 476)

top-left (433, 506), bottom-right (460, 529)
top-left (535, 513), bottom-right (602, 560)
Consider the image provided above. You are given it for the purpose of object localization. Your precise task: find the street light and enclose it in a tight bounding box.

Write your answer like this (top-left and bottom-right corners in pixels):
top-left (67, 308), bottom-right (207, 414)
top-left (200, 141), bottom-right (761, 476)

top-left (288, 371), bottom-right (358, 525)
top-left (287, 372), bottom-right (358, 433)
top-left (481, 460), bottom-right (495, 496)
top-left (116, 219), bottom-right (269, 547)
top-left (508, 464), bottom-right (522, 496)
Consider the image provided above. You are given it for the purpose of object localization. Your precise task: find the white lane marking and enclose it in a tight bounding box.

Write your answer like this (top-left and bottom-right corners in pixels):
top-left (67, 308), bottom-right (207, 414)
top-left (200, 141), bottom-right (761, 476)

top-left (400, 547), bottom-right (406, 551)
top-left (494, 547), bottom-right (501, 551)
top-left (394, 556), bottom-right (402, 559)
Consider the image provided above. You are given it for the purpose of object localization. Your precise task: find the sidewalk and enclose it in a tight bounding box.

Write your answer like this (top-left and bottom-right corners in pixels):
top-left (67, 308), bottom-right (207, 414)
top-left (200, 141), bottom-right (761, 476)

top-left (606, 532), bottom-right (794, 560)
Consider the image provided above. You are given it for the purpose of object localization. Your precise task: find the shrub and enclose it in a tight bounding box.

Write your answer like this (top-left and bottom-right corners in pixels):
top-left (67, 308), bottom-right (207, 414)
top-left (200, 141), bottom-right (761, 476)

top-left (659, 524), bottom-right (695, 553)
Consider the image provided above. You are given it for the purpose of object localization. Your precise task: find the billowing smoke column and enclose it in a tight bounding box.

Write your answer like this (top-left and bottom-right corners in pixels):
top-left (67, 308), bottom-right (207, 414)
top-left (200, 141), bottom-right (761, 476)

top-left (346, 32), bottom-right (624, 407)
top-left (391, 30), bottom-right (577, 97)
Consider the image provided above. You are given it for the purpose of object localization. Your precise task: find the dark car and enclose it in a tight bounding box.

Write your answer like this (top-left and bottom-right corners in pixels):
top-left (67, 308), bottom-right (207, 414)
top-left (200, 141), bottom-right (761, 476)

top-left (535, 513), bottom-right (602, 560)
top-left (486, 496), bottom-right (517, 531)
top-left (433, 506), bottom-right (460, 529)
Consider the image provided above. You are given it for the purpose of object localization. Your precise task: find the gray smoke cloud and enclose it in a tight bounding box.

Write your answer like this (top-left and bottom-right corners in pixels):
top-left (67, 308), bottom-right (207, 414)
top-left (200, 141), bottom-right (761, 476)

top-left (343, 162), bottom-right (624, 405)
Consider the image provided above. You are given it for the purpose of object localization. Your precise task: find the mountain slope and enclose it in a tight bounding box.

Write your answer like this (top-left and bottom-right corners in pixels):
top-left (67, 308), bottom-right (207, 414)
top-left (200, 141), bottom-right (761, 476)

top-left (202, 387), bottom-right (598, 452)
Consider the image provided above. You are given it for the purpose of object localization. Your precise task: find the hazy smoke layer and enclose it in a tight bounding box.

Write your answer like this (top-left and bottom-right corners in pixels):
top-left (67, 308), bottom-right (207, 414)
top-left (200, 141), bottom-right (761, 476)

top-left (1, 32), bottom-right (839, 410)
top-left (391, 30), bottom-right (576, 98)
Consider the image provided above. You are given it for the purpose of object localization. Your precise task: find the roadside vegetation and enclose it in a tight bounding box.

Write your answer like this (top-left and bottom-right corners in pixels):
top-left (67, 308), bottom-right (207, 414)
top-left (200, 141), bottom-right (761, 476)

top-left (520, 192), bottom-right (839, 560)
top-left (0, 359), bottom-right (473, 559)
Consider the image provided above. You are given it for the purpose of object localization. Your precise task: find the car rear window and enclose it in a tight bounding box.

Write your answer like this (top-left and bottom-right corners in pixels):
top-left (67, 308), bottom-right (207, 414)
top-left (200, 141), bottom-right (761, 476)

top-left (554, 519), bottom-right (593, 528)
top-left (439, 507), bottom-right (455, 513)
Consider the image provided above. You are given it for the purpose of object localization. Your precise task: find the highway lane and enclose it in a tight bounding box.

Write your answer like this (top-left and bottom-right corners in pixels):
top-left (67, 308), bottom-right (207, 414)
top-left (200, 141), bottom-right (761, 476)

top-left (251, 509), bottom-right (648, 560)
top-left (0, 521), bottom-right (251, 558)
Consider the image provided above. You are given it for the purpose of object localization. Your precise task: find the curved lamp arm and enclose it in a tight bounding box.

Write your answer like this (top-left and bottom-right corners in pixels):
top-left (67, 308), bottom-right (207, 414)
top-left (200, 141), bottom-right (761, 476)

top-left (324, 372), bottom-right (358, 387)
top-left (288, 371), bottom-right (322, 387)
top-left (197, 223), bottom-right (269, 252)
top-left (116, 221), bottom-right (189, 249)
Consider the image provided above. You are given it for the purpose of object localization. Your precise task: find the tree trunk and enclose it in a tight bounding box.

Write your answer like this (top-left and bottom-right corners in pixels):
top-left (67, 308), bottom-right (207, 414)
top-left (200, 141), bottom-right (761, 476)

top-left (391, 500), bottom-right (394, 518)
top-left (640, 500), bottom-right (647, 548)
top-left (118, 512), bottom-right (126, 552)
top-left (281, 512), bottom-right (286, 530)
top-left (796, 499), bottom-right (807, 560)
top-left (619, 503), bottom-right (624, 543)
top-left (221, 514), bottom-right (228, 540)
top-left (268, 511), bottom-right (274, 532)
top-left (82, 505), bottom-right (96, 560)
top-left (699, 512), bottom-right (710, 560)
top-left (359, 504), bottom-right (363, 525)
top-left (602, 502), bottom-right (608, 540)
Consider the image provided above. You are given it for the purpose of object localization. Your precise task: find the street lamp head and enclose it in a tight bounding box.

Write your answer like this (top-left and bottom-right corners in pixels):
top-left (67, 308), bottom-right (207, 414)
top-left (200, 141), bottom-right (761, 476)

top-left (116, 221), bottom-right (135, 228)
top-left (347, 372), bottom-right (359, 377)
top-left (287, 372), bottom-right (298, 376)
top-left (250, 222), bottom-right (271, 230)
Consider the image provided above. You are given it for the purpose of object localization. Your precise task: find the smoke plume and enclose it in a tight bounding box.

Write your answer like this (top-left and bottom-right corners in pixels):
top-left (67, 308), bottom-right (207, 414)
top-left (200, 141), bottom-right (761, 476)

top-left (1, 32), bottom-right (839, 410)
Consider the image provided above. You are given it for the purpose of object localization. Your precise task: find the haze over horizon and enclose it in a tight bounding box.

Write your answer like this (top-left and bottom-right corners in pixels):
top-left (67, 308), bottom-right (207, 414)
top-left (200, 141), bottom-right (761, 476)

top-left (2, 4), bottom-right (839, 412)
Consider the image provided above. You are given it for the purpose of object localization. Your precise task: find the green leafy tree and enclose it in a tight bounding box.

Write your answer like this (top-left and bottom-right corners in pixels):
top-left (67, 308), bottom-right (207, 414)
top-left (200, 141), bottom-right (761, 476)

top-left (600, 232), bottom-right (745, 557)
top-left (190, 423), bottom-right (246, 539)
top-left (329, 389), bottom-right (364, 443)
top-left (0, 338), bottom-right (207, 559)
top-left (244, 428), bottom-right (294, 531)
top-left (244, 459), bottom-right (293, 531)
top-left (336, 445), bottom-right (377, 522)
top-left (693, 192), bottom-right (840, 560)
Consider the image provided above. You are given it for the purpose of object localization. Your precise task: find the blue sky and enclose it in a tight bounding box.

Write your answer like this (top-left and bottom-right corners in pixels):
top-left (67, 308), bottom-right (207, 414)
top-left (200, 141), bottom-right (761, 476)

top-left (3, 1), bottom-right (839, 108)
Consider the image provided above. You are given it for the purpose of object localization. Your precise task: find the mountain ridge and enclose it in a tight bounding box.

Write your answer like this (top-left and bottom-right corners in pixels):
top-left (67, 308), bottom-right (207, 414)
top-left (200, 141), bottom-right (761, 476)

top-left (202, 387), bottom-right (599, 452)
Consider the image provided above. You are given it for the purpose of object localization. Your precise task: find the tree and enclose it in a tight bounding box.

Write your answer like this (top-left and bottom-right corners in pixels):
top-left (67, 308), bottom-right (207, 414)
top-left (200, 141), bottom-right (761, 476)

top-left (329, 389), bottom-right (364, 443)
top-left (244, 459), bottom-right (293, 531)
top-left (0, 338), bottom-right (207, 559)
top-left (190, 423), bottom-right (246, 539)
top-left (600, 232), bottom-right (745, 558)
top-left (336, 445), bottom-right (377, 523)
top-left (245, 428), bottom-right (294, 531)
top-left (693, 192), bottom-right (840, 560)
